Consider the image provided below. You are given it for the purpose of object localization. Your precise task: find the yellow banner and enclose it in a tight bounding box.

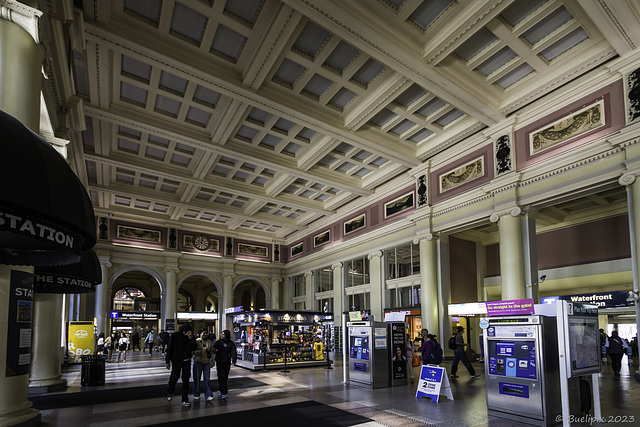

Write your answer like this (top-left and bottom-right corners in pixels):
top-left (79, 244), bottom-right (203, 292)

top-left (67, 321), bottom-right (94, 364)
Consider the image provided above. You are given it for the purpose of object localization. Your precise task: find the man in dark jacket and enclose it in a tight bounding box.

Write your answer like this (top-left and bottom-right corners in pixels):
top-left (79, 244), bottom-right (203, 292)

top-left (213, 329), bottom-right (237, 400)
top-left (165, 323), bottom-right (197, 406)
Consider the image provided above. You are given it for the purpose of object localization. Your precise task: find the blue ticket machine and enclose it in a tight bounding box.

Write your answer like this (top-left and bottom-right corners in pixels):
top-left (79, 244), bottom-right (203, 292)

top-left (348, 321), bottom-right (389, 388)
top-left (485, 315), bottom-right (561, 426)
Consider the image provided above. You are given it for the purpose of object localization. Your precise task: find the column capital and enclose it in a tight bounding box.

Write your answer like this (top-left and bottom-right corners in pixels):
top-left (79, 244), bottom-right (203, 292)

top-left (490, 206), bottom-right (522, 223)
top-left (304, 271), bottom-right (313, 278)
top-left (331, 262), bottom-right (343, 270)
top-left (0, 0), bottom-right (42, 43)
top-left (413, 233), bottom-right (438, 244)
top-left (619, 171), bottom-right (640, 186)
top-left (221, 272), bottom-right (236, 280)
top-left (270, 276), bottom-right (282, 283)
top-left (367, 250), bottom-right (383, 260)
top-left (163, 267), bottom-right (180, 274)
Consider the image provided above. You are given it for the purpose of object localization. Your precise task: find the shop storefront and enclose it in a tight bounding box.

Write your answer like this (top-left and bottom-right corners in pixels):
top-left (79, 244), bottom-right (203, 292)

top-left (176, 312), bottom-right (218, 338)
top-left (383, 308), bottom-right (422, 341)
top-left (232, 310), bottom-right (332, 370)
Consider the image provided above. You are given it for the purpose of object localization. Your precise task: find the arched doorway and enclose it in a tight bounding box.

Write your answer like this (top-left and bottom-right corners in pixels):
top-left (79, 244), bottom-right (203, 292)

top-left (177, 274), bottom-right (221, 337)
top-left (234, 280), bottom-right (267, 311)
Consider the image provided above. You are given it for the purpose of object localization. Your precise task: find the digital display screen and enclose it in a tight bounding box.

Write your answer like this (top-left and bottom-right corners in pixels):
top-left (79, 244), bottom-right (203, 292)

top-left (350, 336), bottom-right (369, 360)
top-left (354, 337), bottom-right (362, 347)
top-left (496, 342), bottom-right (514, 356)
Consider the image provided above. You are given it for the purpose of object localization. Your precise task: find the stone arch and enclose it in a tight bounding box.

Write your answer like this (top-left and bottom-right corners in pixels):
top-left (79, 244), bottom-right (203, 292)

top-left (108, 265), bottom-right (165, 294)
top-left (177, 271), bottom-right (222, 295)
top-left (232, 276), bottom-right (271, 310)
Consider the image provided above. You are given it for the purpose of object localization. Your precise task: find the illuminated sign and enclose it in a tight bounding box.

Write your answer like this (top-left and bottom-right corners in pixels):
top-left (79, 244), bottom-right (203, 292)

top-left (111, 311), bottom-right (159, 320)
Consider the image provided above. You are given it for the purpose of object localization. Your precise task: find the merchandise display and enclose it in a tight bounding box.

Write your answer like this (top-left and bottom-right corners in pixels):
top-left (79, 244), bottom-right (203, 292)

top-left (231, 310), bottom-right (334, 370)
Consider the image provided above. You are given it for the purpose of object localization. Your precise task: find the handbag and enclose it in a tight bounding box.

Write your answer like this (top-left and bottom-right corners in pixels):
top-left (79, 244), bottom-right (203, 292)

top-left (412, 354), bottom-right (421, 367)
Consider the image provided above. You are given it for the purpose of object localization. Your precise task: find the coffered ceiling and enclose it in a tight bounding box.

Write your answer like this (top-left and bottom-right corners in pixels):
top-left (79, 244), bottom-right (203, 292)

top-left (64, 0), bottom-right (639, 243)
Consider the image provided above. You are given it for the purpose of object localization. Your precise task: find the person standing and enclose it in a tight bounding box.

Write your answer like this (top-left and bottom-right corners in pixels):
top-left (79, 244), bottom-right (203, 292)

top-left (166, 323), bottom-right (197, 407)
top-left (606, 330), bottom-right (628, 376)
top-left (131, 331), bottom-right (140, 352)
top-left (192, 329), bottom-right (214, 402)
top-left (97, 333), bottom-right (105, 356)
top-left (144, 329), bottom-right (155, 356)
top-left (451, 326), bottom-right (479, 378)
top-left (405, 333), bottom-right (415, 383)
top-left (105, 333), bottom-right (116, 362)
top-left (117, 332), bottom-right (130, 363)
top-left (213, 329), bottom-right (237, 400)
top-left (161, 330), bottom-right (170, 355)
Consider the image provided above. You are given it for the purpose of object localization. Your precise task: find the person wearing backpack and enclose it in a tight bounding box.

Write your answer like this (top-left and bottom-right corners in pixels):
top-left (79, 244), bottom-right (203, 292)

top-left (450, 326), bottom-right (479, 378)
top-left (419, 334), bottom-right (443, 365)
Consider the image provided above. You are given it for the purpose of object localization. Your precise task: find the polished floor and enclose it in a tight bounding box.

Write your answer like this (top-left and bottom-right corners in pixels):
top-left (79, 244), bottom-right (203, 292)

top-left (31, 350), bottom-right (640, 427)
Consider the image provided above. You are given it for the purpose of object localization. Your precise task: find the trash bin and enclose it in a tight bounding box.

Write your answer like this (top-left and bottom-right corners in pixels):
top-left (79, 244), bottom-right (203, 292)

top-left (81, 354), bottom-right (106, 386)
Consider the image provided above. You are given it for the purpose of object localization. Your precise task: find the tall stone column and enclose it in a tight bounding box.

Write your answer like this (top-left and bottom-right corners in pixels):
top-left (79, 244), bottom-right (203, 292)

top-left (282, 277), bottom-right (291, 310)
top-left (491, 207), bottom-right (526, 300)
top-left (95, 257), bottom-right (111, 335)
top-left (1, 4), bottom-right (47, 425)
top-left (414, 234), bottom-right (438, 334)
top-left (270, 276), bottom-right (281, 309)
top-left (332, 263), bottom-right (343, 327)
top-left (620, 173), bottom-right (640, 378)
top-left (0, 265), bottom-right (39, 426)
top-left (367, 251), bottom-right (383, 321)
top-left (29, 294), bottom-right (66, 393)
top-left (304, 271), bottom-right (314, 310)
top-left (522, 208), bottom-right (540, 302)
top-left (221, 273), bottom-right (235, 332)
top-left (0, 1), bottom-right (42, 131)
top-left (164, 267), bottom-right (179, 330)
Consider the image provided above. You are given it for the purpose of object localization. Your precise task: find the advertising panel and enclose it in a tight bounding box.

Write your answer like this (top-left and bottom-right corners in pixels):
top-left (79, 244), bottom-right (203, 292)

top-left (6, 270), bottom-right (33, 377)
top-left (67, 321), bottom-right (94, 364)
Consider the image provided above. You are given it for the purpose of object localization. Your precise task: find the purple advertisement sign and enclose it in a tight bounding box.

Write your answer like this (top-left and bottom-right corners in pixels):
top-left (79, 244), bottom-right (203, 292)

top-left (486, 299), bottom-right (534, 317)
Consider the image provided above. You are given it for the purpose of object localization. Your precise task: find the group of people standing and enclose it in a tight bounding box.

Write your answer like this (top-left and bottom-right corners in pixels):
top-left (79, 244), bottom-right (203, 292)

top-left (97, 331), bottom-right (131, 363)
top-left (165, 324), bottom-right (237, 407)
top-left (409, 326), bottom-right (479, 379)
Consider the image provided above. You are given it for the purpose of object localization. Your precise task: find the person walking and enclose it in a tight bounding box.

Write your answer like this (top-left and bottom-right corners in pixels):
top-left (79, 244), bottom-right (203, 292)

top-left (213, 329), bottom-right (237, 400)
top-left (451, 326), bottom-right (479, 378)
top-left (166, 323), bottom-right (197, 407)
top-left (606, 330), bottom-right (628, 376)
top-left (117, 332), bottom-right (130, 363)
top-left (192, 329), bottom-right (214, 402)
top-left (144, 329), bottom-right (155, 356)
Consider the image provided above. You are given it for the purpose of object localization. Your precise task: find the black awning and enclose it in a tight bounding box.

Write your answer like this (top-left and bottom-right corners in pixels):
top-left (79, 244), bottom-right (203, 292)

top-left (34, 249), bottom-right (101, 294)
top-left (0, 110), bottom-right (96, 266)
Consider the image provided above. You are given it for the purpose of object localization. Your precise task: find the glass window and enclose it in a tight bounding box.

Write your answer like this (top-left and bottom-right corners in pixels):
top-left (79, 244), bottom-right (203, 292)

top-left (113, 287), bottom-right (145, 311)
top-left (349, 292), bottom-right (369, 311)
top-left (315, 266), bottom-right (333, 292)
top-left (291, 274), bottom-right (305, 297)
top-left (386, 241), bottom-right (420, 279)
top-left (346, 256), bottom-right (369, 287)
top-left (318, 297), bottom-right (333, 313)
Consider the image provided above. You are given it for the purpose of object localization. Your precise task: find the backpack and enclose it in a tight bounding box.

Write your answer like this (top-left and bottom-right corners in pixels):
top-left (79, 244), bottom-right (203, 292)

top-left (428, 342), bottom-right (443, 365)
top-left (448, 335), bottom-right (457, 350)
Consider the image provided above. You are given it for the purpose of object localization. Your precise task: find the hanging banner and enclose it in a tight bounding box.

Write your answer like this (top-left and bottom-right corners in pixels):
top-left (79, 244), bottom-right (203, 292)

top-left (67, 321), bottom-right (94, 364)
top-left (6, 270), bottom-right (33, 377)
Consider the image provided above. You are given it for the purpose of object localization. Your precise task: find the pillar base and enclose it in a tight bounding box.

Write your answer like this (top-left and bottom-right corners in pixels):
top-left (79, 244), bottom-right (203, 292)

top-left (0, 408), bottom-right (40, 427)
top-left (28, 379), bottom-right (67, 395)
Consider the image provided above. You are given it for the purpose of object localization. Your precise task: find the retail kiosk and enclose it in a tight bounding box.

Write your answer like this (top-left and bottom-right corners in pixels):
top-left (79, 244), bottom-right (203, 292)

top-left (232, 310), bottom-right (332, 370)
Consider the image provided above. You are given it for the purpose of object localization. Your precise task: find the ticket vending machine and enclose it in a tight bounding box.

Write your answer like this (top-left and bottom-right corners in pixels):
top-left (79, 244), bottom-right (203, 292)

top-left (347, 321), bottom-right (389, 388)
top-left (484, 315), bottom-right (561, 426)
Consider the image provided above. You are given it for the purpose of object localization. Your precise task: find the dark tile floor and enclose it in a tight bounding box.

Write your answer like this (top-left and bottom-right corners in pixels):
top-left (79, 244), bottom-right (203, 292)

top-left (30, 351), bottom-right (640, 427)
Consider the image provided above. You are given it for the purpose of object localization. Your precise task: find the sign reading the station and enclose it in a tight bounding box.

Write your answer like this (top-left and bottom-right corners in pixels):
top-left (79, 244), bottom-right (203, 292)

top-left (486, 299), bottom-right (534, 317)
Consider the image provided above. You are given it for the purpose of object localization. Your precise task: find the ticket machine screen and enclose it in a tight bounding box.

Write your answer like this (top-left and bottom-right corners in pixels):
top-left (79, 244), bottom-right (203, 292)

top-left (489, 341), bottom-right (536, 379)
top-left (350, 336), bottom-right (370, 360)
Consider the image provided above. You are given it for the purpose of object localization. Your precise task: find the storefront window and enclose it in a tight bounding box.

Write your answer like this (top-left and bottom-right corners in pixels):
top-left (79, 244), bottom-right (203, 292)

top-left (386, 241), bottom-right (420, 279)
top-left (317, 297), bottom-right (333, 313)
top-left (315, 267), bottom-right (333, 292)
top-left (346, 256), bottom-right (369, 287)
top-left (348, 292), bottom-right (369, 311)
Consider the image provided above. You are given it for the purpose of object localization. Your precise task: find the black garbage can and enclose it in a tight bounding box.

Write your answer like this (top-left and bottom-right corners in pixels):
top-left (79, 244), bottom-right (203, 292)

top-left (81, 354), bottom-right (106, 386)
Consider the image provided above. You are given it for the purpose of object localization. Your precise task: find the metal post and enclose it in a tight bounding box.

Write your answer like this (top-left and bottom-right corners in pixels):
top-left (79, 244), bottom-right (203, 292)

top-left (281, 346), bottom-right (290, 373)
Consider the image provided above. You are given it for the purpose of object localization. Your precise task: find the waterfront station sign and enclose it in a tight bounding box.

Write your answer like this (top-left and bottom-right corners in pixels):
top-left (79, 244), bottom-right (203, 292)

top-left (541, 291), bottom-right (628, 308)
